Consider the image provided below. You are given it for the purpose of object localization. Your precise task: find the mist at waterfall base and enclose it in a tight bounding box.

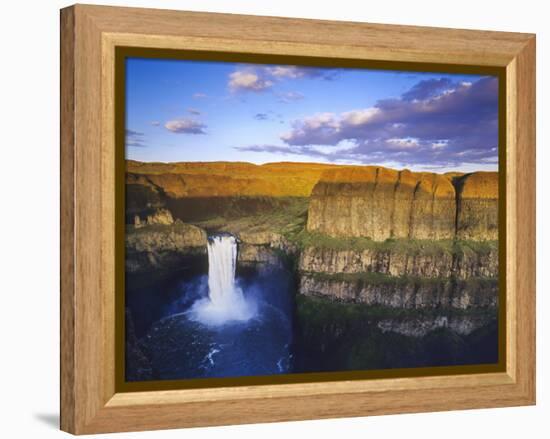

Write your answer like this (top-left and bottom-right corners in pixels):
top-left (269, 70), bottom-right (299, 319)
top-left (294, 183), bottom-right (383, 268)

top-left (189, 236), bottom-right (257, 326)
top-left (127, 235), bottom-right (294, 381)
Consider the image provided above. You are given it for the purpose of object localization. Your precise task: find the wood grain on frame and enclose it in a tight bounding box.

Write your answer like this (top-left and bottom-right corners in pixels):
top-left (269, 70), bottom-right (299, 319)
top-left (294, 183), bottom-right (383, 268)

top-left (60, 6), bottom-right (75, 433)
top-left (60, 4), bottom-right (536, 434)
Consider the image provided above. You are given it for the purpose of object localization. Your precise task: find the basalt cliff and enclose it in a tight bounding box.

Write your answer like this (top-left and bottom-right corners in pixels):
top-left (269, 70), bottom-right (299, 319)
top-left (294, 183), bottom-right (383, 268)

top-left (307, 166), bottom-right (498, 241)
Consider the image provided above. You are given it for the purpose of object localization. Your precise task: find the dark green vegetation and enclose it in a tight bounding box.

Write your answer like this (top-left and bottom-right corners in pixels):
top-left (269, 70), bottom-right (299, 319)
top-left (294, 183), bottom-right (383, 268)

top-left (303, 271), bottom-right (497, 289)
top-left (290, 229), bottom-right (497, 255)
top-left (170, 196), bottom-right (309, 236)
top-left (295, 294), bottom-right (495, 323)
top-left (293, 295), bottom-right (498, 372)
top-left (126, 174), bottom-right (309, 236)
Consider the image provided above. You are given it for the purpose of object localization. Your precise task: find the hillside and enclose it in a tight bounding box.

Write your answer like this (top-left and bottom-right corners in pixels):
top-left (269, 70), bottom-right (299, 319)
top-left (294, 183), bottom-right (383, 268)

top-left (126, 160), bottom-right (340, 197)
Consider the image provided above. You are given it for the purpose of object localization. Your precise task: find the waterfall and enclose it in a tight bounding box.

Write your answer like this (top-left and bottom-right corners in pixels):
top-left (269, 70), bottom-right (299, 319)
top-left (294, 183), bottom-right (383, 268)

top-left (207, 235), bottom-right (239, 308)
top-left (190, 234), bottom-right (255, 325)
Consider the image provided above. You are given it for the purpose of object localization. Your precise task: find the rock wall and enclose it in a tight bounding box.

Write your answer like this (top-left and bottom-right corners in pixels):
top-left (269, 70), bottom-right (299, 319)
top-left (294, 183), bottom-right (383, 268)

top-left (376, 314), bottom-right (495, 337)
top-left (456, 172), bottom-right (499, 240)
top-left (125, 222), bottom-right (207, 275)
top-left (126, 222), bottom-right (206, 254)
top-left (298, 244), bottom-right (498, 279)
top-left (236, 232), bottom-right (298, 271)
top-left (134, 208), bottom-right (174, 228)
top-left (237, 244), bottom-right (282, 268)
top-left (299, 274), bottom-right (498, 309)
top-left (307, 167), bottom-right (498, 241)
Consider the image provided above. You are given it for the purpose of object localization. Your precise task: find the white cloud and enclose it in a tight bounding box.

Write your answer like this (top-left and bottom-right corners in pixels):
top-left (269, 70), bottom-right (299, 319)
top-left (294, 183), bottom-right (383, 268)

top-left (310, 139), bottom-right (358, 155)
top-left (266, 66), bottom-right (306, 79)
top-left (341, 108), bottom-right (380, 125)
top-left (164, 118), bottom-right (206, 134)
top-left (228, 70), bottom-right (273, 92)
top-left (228, 65), bottom-right (338, 94)
top-left (386, 137), bottom-right (420, 149)
top-left (302, 113), bottom-right (337, 129)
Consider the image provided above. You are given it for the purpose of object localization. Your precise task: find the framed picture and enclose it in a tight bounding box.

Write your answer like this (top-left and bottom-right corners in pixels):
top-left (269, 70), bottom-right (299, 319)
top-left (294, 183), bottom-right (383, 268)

top-left (60, 4), bottom-right (536, 434)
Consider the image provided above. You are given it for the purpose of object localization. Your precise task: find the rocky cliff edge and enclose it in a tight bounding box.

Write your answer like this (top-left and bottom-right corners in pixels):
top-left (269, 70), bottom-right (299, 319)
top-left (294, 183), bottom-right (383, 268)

top-left (307, 167), bottom-right (498, 241)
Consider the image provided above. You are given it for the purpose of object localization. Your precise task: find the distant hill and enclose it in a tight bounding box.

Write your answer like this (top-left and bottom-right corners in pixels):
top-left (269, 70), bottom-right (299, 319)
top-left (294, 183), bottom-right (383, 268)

top-left (126, 160), bottom-right (498, 241)
top-left (126, 160), bottom-right (345, 197)
top-left (126, 160), bottom-right (495, 199)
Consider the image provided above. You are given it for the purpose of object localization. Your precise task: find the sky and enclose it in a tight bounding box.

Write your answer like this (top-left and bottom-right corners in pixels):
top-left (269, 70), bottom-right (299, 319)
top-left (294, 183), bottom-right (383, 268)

top-left (125, 57), bottom-right (499, 173)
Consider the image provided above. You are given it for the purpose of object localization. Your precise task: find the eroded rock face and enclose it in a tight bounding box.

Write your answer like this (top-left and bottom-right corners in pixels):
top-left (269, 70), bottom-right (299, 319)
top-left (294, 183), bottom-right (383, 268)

top-left (146, 208), bottom-right (174, 226)
top-left (456, 173), bottom-right (499, 240)
top-left (237, 230), bottom-right (283, 246)
top-left (236, 232), bottom-right (299, 272)
top-left (307, 167), bottom-right (456, 240)
top-left (299, 245), bottom-right (498, 279)
top-left (126, 222), bottom-right (206, 253)
top-left (299, 274), bottom-right (498, 309)
top-left (237, 244), bottom-right (282, 268)
top-left (134, 208), bottom-right (175, 228)
top-left (125, 222), bottom-right (207, 274)
top-left (307, 167), bottom-right (498, 242)
top-left (377, 314), bottom-right (494, 337)
top-left (411, 174), bottom-right (456, 240)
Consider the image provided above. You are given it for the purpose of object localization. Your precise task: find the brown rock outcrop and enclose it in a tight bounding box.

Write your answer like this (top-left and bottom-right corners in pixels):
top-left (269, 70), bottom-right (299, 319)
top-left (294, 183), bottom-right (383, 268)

top-left (307, 167), bottom-right (498, 242)
top-left (307, 166), bottom-right (456, 241)
top-left (376, 314), bottom-right (494, 337)
top-left (298, 244), bottom-right (498, 279)
top-left (125, 222), bottom-right (207, 275)
top-left (126, 222), bottom-right (206, 253)
top-left (135, 208), bottom-right (175, 228)
top-left (146, 208), bottom-right (174, 226)
top-left (299, 274), bottom-right (498, 309)
top-left (456, 172), bottom-right (499, 240)
top-left (237, 244), bottom-right (282, 268)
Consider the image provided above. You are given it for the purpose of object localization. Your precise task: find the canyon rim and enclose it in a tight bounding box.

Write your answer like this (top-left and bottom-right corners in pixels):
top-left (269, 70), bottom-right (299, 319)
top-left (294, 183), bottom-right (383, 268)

top-left (123, 57), bottom-right (500, 382)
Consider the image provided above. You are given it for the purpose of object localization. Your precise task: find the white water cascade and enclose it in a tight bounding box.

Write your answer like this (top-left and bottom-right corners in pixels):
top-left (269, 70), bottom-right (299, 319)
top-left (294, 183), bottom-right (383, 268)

top-left (190, 235), bottom-right (255, 325)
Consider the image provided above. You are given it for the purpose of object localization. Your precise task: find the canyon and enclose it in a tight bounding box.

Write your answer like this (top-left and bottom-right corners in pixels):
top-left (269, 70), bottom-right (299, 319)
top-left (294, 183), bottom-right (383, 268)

top-left (125, 160), bottom-right (500, 377)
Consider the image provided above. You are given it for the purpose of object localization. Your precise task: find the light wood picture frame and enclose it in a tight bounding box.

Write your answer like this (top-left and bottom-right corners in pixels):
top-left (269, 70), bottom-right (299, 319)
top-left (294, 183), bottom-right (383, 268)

top-left (60, 4), bottom-right (536, 435)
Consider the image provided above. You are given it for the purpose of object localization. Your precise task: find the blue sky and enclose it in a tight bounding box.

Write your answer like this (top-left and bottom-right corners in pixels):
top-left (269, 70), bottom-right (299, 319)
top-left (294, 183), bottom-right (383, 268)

top-left (125, 58), bottom-right (498, 173)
